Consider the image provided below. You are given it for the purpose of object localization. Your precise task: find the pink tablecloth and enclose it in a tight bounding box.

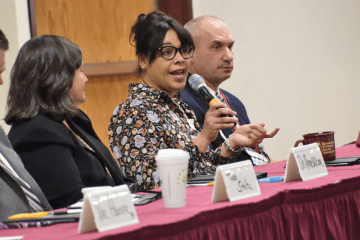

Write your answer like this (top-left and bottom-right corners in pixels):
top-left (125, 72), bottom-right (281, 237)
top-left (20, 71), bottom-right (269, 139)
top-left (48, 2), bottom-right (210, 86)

top-left (1, 144), bottom-right (360, 240)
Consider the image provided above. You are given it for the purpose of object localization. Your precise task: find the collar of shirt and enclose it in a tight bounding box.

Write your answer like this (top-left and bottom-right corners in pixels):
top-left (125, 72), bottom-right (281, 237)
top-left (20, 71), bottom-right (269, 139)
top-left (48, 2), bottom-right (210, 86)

top-left (207, 87), bottom-right (217, 98)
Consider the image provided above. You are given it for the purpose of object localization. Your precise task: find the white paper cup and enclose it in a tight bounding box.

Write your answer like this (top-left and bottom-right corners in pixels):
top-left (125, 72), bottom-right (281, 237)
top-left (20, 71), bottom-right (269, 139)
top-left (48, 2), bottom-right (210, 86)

top-left (155, 149), bottom-right (190, 208)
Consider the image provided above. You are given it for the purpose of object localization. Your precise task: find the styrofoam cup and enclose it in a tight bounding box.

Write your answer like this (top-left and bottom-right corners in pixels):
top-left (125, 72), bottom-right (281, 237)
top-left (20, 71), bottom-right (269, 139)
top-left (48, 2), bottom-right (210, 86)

top-left (155, 149), bottom-right (190, 208)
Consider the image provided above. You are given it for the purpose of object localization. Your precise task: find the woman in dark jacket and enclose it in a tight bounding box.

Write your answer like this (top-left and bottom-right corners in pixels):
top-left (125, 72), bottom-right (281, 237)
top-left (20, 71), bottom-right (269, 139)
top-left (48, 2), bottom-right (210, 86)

top-left (5, 35), bottom-right (130, 209)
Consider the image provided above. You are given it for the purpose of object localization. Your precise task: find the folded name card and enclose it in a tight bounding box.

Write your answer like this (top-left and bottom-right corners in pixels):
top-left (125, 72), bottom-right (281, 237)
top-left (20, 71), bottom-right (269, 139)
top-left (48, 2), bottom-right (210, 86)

top-left (212, 160), bottom-right (261, 203)
top-left (78, 185), bottom-right (138, 233)
top-left (285, 143), bottom-right (328, 182)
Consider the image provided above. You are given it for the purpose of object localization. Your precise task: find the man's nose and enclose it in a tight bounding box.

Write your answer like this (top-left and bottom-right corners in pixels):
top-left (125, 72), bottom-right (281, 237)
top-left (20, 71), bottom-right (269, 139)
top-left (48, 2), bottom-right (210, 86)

top-left (223, 48), bottom-right (233, 62)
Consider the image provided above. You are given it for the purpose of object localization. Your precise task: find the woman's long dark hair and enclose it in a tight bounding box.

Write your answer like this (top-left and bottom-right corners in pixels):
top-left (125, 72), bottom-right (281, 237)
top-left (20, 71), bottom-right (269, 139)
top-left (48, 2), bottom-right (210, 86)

top-left (130, 11), bottom-right (194, 72)
top-left (5, 35), bottom-right (82, 124)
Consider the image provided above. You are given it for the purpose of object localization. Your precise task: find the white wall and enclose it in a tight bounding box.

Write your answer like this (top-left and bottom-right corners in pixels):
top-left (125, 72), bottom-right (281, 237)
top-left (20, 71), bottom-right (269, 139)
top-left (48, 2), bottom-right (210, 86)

top-left (193, 0), bottom-right (360, 161)
top-left (0, 0), bottom-right (31, 133)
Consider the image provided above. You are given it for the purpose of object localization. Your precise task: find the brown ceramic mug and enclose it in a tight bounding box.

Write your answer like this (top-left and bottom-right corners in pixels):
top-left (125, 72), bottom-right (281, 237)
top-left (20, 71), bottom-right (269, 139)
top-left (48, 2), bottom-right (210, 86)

top-left (294, 131), bottom-right (336, 161)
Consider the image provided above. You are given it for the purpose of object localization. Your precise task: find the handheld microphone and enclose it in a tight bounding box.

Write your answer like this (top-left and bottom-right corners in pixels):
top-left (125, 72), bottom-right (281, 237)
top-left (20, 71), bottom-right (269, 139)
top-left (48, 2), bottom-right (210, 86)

top-left (188, 74), bottom-right (221, 106)
top-left (188, 74), bottom-right (237, 127)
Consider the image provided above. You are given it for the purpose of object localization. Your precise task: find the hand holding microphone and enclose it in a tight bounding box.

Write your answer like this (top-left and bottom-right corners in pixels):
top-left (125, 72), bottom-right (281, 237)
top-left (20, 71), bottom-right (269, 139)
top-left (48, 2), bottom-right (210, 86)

top-left (188, 74), bottom-right (237, 127)
top-left (188, 74), bottom-right (280, 155)
top-left (188, 74), bottom-right (221, 106)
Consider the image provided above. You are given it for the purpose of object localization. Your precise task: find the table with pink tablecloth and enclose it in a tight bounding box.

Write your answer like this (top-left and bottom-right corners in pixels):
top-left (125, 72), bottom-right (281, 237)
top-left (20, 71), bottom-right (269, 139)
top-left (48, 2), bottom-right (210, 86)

top-left (1, 144), bottom-right (360, 240)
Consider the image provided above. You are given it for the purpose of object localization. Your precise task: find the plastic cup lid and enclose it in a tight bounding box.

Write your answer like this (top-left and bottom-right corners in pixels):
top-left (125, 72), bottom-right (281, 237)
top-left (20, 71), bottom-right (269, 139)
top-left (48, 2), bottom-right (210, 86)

top-left (155, 149), bottom-right (190, 164)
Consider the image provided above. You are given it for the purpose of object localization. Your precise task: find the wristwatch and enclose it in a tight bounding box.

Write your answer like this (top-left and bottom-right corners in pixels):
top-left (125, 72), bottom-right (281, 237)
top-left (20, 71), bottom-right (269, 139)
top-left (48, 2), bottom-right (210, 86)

top-left (225, 136), bottom-right (243, 155)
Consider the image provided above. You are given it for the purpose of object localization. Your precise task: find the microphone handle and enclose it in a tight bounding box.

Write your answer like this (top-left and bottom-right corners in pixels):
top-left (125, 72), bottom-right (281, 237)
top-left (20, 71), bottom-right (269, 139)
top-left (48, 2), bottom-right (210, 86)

top-left (198, 88), bottom-right (236, 127)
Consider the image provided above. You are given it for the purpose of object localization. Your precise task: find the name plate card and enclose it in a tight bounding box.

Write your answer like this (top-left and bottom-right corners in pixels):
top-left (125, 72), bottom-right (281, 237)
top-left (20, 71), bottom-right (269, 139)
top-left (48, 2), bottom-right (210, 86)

top-left (284, 143), bottom-right (328, 182)
top-left (212, 160), bottom-right (261, 203)
top-left (78, 185), bottom-right (139, 233)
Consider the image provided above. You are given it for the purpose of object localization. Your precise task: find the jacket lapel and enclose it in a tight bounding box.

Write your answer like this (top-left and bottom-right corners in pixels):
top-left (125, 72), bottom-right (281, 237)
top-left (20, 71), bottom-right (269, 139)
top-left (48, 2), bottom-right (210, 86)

top-left (66, 110), bottom-right (126, 185)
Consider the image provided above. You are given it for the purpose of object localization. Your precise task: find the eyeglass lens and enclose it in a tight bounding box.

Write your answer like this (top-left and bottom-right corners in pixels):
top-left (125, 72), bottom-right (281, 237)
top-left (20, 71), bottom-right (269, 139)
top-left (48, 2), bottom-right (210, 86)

top-left (161, 46), bottom-right (194, 60)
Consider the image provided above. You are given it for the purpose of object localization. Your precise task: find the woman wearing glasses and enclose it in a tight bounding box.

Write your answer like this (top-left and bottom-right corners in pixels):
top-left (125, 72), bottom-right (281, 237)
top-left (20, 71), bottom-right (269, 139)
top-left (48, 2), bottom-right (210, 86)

top-left (108, 12), bottom-right (265, 191)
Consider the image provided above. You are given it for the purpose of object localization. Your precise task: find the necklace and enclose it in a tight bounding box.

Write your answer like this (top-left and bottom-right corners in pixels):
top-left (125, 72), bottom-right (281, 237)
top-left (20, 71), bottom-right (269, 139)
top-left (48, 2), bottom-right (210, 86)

top-left (63, 121), bottom-right (95, 152)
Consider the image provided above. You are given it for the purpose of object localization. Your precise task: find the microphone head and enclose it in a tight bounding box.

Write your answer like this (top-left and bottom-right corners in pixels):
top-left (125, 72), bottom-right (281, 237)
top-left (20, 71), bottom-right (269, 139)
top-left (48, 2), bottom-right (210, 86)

top-left (188, 74), bottom-right (206, 91)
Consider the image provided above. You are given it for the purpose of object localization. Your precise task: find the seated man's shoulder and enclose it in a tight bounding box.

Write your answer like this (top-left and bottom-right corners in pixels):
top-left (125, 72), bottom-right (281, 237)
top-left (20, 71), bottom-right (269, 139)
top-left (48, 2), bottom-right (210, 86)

top-left (220, 88), bottom-right (250, 124)
top-left (220, 88), bottom-right (242, 102)
top-left (181, 82), bottom-right (197, 101)
top-left (220, 88), bottom-right (248, 108)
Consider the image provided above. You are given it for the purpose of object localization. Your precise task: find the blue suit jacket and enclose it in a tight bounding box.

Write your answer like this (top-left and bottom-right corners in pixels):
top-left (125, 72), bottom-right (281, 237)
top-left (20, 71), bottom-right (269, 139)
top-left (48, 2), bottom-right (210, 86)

top-left (181, 75), bottom-right (269, 163)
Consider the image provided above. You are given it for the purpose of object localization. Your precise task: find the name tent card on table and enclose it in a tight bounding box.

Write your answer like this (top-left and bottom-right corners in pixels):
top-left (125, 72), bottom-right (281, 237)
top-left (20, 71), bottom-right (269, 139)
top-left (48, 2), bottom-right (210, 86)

top-left (78, 185), bottom-right (139, 233)
top-left (284, 143), bottom-right (328, 182)
top-left (212, 160), bottom-right (261, 203)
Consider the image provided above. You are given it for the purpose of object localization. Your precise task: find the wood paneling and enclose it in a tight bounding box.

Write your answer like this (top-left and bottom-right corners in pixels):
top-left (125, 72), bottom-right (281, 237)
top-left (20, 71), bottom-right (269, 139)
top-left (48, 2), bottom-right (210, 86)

top-left (83, 60), bottom-right (138, 76)
top-left (33, 0), bottom-right (153, 63)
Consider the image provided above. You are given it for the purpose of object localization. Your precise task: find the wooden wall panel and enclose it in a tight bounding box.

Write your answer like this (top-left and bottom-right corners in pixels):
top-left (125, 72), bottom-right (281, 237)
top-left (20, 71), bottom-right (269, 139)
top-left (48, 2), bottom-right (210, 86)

top-left (34, 0), bottom-right (154, 63)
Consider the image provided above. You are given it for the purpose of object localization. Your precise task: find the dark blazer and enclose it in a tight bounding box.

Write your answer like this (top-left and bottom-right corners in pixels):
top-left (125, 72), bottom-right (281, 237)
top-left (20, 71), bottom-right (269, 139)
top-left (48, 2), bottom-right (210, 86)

top-left (0, 126), bottom-right (52, 221)
top-left (181, 76), bottom-right (269, 162)
top-left (8, 110), bottom-right (130, 209)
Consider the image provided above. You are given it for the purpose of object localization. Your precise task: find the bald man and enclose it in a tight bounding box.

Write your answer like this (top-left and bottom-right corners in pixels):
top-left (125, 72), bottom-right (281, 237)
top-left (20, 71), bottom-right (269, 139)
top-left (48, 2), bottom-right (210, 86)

top-left (181, 16), bottom-right (279, 165)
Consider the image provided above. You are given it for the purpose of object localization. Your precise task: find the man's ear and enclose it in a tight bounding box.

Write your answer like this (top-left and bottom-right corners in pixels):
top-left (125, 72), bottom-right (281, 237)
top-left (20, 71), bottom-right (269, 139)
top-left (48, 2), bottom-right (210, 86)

top-left (138, 55), bottom-right (149, 70)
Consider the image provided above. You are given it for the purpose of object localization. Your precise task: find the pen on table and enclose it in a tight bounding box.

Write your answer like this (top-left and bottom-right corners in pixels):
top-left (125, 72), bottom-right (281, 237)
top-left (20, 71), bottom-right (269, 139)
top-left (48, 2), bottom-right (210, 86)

top-left (0, 236), bottom-right (23, 240)
top-left (8, 209), bottom-right (82, 220)
top-left (187, 182), bottom-right (214, 187)
top-left (257, 176), bottom-right (284, 183)
top-left (0, 221), bottom-right (42, 229)
top-left (52, 209), bottom-right (82, 215)
top-left (0, 219), bottom-right (78, 229)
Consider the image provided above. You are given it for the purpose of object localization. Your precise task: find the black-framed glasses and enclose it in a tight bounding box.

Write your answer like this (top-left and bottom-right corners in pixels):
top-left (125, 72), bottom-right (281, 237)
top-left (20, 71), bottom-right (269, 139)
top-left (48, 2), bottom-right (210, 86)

top-left (158, 45), bottom-right (195, 60)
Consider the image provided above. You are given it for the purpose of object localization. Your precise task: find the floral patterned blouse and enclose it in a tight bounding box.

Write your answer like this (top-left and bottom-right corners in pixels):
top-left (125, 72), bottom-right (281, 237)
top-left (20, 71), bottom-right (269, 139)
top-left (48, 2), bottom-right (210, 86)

top-left (108, 83), bottom-right (230, 191)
